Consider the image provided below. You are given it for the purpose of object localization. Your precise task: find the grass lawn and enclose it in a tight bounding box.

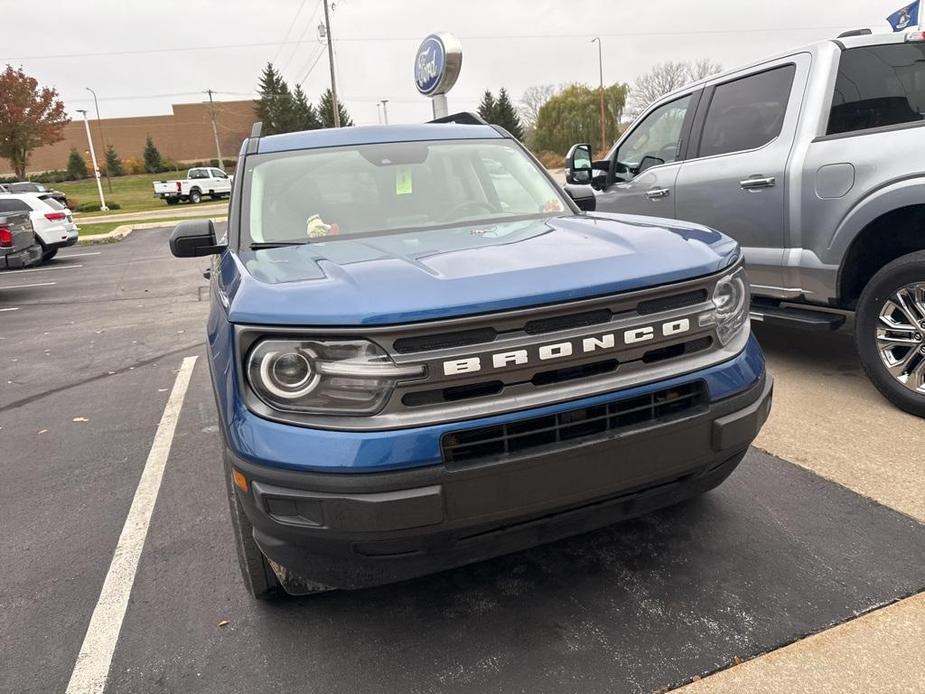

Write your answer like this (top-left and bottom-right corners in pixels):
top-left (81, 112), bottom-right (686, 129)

top-left (55, 168), bottom-right (234, 218)
top-left (79, 216), bottom-right (221, 237)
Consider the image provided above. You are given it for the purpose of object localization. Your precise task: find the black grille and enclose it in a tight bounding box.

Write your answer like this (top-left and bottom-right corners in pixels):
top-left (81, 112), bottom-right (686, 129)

top-left (637, 289), bottom-right (708, 315)
top-left (523, 309), bottom-right (613, 335)
top-left (393, 327), bottom-right (497, 354)
top-left (442, 382), bottom-right (707, 464)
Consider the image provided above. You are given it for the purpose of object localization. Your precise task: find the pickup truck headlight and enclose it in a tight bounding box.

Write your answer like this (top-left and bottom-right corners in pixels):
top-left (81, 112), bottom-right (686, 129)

top-left (709, 267), bottom-right (750, 346)
top-left (246, 339), bottom-right (425, 415)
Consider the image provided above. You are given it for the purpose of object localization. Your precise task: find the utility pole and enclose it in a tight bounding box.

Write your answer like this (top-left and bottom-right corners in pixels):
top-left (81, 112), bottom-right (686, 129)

top-left (76, 109), bottom-right (108, 211)
top-left (376, 102), bottom-right (382, 124)
top-left (380, 99), bottom-right (389, 125)
top-left (205, 89), bottom-right (225, 169)
top-left (322, 0), bottom-right (340, 127)
top-left (591, 37), bottom-right (606, 153)
top-left (86, 87), bottom-right (112, 193)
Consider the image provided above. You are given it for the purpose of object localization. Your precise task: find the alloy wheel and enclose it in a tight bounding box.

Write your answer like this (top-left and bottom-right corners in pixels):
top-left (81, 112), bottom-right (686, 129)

top-left (876, 282), bottom-right (925, 394)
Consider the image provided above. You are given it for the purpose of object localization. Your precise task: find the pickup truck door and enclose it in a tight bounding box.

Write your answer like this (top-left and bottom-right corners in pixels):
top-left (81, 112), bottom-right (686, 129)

top-left (674, 54), bottom-right (811, 295)
top-left (594, 92), bottom-right (699, 219)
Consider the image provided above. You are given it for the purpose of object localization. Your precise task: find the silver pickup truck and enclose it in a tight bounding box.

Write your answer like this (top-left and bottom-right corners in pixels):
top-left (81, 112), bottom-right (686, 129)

top-left (0, 211), bottom-right (42, 270)
top-left (566, 29), bottom-right (925, 416)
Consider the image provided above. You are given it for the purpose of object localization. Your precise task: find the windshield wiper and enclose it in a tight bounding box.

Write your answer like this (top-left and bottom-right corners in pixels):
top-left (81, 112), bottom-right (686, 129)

top-left (249, 240), bottom-right (310, 249)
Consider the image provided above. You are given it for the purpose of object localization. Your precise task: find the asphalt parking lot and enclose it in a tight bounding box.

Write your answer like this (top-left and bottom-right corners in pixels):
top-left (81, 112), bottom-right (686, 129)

top-left (1, 227), bottom-right (923, 694)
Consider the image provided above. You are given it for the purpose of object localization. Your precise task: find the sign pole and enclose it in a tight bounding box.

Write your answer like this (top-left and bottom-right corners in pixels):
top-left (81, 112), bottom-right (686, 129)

top-left (432, 94), bottom-right (448, 119)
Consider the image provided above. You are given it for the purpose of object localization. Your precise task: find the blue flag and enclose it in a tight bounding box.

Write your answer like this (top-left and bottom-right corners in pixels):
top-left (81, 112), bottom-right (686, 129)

top-left (887, 1), bottom-right (920, 31)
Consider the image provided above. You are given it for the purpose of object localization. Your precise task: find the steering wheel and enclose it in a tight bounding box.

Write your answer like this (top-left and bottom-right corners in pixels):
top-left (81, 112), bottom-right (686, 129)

top-left (442, 200), bottom-right (497, 222)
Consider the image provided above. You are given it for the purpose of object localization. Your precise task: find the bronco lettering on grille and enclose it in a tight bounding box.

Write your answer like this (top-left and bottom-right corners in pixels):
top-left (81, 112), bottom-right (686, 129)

top-left (442, 318), bottom-right (692, 376)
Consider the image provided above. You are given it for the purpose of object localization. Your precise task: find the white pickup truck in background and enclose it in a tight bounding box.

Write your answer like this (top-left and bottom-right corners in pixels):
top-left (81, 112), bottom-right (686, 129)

top-left (153, 167), bottom-right (233, 205)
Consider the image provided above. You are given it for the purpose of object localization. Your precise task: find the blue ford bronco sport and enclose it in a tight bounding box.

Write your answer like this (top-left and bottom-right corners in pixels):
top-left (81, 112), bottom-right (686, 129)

top-left (170, 115), bottom-right (773, 599)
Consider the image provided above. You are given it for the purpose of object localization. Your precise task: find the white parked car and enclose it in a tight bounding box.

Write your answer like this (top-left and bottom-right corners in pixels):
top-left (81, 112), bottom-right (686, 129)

top-left (153, 167), bottom-right (233, 205)
top-left (0, 193), bottom-right (79, 262)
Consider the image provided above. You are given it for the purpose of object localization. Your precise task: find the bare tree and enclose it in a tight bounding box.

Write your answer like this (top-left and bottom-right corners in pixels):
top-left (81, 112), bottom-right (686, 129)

top-left (626, 59), bottom-right (723, 119)
top-left (518, 84), bottom-right (557, 128)
top-left (689, 58), bottom-right (723, 82)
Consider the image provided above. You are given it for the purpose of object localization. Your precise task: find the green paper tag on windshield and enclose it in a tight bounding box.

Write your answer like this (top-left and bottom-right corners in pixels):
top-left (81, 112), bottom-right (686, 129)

top-left (396, 168), bottom-right (413, 195)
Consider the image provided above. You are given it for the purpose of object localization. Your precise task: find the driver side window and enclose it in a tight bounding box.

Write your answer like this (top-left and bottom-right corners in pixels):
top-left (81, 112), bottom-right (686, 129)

top-left (616, 94), bottom-right (692, 180)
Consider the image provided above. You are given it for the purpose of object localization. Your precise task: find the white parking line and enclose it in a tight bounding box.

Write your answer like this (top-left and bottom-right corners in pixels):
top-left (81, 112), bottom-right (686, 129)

top-left (65, 355), bottom-right (198, 694)
top-left (8, 263), bottom-right (83, 274)
top-left (0, 281), bottom-right (57, 290)
top-left (0, 307), bottom-right (19, 312)
top-left (58, 251), bottom-right (102, 259)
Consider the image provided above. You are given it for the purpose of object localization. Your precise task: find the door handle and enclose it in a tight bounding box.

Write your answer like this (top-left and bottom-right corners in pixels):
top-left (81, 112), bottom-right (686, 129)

top-left (645, 188), bottom-right (670, 200)
top-left (740, 176), bottom-right (776, 190)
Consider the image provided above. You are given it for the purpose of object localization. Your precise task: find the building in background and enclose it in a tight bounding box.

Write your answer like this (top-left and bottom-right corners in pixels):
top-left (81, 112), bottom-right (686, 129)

top-left (0, 99), bottom-right (257, 176)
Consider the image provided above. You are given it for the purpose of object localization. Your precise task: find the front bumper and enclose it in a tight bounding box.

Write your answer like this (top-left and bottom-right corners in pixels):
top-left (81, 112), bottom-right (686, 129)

top-left (1, 244), bottom-right (43, 269)
top-left (228, 372), bottom-right (772, 591)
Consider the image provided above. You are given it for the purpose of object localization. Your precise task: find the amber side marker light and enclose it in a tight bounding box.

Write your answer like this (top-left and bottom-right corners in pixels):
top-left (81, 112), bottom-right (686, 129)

top-left (232, 468), bottom-right (249, 493)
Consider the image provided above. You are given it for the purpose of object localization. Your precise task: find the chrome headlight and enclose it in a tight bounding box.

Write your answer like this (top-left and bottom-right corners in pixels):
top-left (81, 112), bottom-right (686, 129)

top-left (246, 339), bottom-right (425, 415)
top-left (708, 267), bottom-right (750, 346)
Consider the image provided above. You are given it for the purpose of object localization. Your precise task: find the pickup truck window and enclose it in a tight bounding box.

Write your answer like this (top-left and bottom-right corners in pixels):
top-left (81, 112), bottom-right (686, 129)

top-left (828, 43), bottom-right (925, 135)
top-left (244, 139), bottom-right (569, 244)
top-left (616, 95), bottom-right (692, 178)
top-left (189, 169), bottom-right (209, 179)
top-left (698, 64), bottom-right (795, 158)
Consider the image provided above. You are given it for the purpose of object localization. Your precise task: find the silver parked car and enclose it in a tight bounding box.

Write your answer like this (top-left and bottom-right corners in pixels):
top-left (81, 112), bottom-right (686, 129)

top-left (566, 29), bottom-right (925, 416)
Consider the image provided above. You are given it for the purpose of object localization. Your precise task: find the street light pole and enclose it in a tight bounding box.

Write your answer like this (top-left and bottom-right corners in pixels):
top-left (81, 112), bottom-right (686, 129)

top-left (76, 109), bottom-right (108, 211)
top-left (86, 87), bottom-right (113, 193)
top-left (376, 102), bottom-right (382, 124)
top-left (591, 37), bottom-right (606, 154)
top-left (380, 99), bottom-right (389, 125)
top-left (322, 0), bottom-right (341, 127)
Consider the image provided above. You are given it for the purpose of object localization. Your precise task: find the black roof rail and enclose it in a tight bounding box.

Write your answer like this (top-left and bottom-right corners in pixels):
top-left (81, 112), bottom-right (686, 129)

top-left (428, 111), bottom-right (489, 126)
top-left (837, 28), bottom-right (873, 38)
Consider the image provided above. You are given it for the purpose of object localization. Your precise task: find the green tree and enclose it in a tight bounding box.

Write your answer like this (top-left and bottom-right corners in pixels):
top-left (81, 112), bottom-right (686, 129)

top-left (142, 136), bottom-right (163, 173)
top-left (493, 88), bottom-right (524, 140)
top-left (318, 89), bottom-right (353, 128)
top-left (0, 65), bottom-right (70, 178)
top-left (477, 90), bottom-right (497, 123)
top-left (66, 147), bottom-right (87, 180)
top-left (292, 85), bottom-right (321, 131)
top-left (255, 62), bottom-right (300, 135)
top-left (103, 143), bottom-right (123, 176)
top-left (532, 83), bottom-right (629, 155)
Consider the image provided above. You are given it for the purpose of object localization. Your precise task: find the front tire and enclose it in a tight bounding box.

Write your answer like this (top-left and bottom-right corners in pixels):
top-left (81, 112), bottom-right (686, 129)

top-left (855, 251), bottom-right (925, 417)
top-left (225, 470), bottom-right (283, 600)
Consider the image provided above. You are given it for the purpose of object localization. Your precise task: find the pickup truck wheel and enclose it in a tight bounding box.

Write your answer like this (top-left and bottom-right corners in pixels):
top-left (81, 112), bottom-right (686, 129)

top-left (225, 472), bottom-right (283, 600)
top-left (188, 189), bottom-right (202, 204)
top-left (166, 197), bottom-right (179, 205)
top-left (855, 251), bottom-right (925, 417)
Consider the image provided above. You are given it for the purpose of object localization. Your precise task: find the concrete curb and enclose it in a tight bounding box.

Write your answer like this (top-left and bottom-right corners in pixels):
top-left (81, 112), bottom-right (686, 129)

top-left (78, 217), bottom-right (228, 246)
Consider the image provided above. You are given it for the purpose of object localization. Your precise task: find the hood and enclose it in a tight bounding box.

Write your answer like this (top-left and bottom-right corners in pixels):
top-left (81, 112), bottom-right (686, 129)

top-left (223, 213), bottom-right (738, 326)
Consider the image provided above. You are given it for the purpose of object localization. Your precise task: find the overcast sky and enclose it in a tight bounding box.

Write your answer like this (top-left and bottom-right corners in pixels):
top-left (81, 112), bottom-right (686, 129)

top-left (0, 0), bottom-right (913, 125)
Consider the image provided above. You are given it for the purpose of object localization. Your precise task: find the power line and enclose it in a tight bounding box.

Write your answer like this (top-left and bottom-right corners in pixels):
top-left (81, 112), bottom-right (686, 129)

top-left (279, 0), bottom-right (324, 74)
top-left (270, 0), bottom-right (310, 66)
top-left (3, 26), bottom-right (850, 61)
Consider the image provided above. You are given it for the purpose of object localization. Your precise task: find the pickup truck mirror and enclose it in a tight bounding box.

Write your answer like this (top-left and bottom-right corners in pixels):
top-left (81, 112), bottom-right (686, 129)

top-left (637, 155), bottom-right (665, 174)
top-left (169, 219), bottom-right (222, 257)
top-left (563, 184), bottom-right (596, 212)
top-left (565, 143), bottom-right (593, 185)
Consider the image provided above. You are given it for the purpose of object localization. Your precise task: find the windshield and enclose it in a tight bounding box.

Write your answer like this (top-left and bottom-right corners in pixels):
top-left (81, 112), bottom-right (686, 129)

top-left (243, 138), bottom-right (569, 245)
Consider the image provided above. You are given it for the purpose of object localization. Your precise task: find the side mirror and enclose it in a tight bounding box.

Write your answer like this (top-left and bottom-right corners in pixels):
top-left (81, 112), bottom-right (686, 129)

top-left (637, 155), bottom-right (665, 174)
top-left (169, 219), bottom-right (222, 257)
top-left (565, 143), bottom-right (593, 185)
top-left (564, 184), bottom-right (596, 212)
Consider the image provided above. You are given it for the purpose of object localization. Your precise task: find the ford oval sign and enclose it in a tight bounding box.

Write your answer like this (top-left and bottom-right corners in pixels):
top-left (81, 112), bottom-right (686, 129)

top-left (414, 33), bottom-right (462, 97)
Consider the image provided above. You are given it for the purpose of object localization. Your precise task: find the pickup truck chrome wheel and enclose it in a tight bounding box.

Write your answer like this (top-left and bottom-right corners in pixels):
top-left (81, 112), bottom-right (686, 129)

top-left (855, 251), bottom-right (925, 417)
top-left (876, 282), bottom-right (925, 394)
